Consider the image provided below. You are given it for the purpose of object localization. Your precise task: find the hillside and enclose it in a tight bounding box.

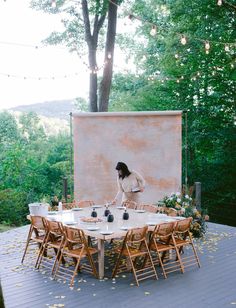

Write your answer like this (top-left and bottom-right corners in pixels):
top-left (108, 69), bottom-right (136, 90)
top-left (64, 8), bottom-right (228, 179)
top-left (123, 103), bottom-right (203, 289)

top-left (10, 99), bottom-right (77, 121)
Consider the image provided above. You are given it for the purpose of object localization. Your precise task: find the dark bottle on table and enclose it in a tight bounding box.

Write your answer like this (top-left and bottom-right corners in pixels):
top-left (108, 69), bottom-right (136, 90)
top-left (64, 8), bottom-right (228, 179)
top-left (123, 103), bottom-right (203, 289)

top-left (104, 205), bottom-right (110, 217)
top-left (107, 213), bottom-right (114, 222)
top-left (123, 209), bottom-right (129, 220)
top-left (91, 208), bottom-right (97, 217)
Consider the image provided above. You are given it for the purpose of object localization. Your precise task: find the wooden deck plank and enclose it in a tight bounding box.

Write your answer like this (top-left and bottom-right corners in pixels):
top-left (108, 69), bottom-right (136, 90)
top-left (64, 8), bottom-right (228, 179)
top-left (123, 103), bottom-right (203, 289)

top-left (1, 223), bottom-right (236, 308)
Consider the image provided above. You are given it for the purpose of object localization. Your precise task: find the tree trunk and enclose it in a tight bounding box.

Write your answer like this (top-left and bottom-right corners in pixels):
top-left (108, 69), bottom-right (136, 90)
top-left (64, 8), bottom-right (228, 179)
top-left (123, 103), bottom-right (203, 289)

top-left (88, 48), bottom-right (98, 112)
top-left (81, 0), bottom-right (106, 112)
top-left (98, 0), bottom-right (118, 112)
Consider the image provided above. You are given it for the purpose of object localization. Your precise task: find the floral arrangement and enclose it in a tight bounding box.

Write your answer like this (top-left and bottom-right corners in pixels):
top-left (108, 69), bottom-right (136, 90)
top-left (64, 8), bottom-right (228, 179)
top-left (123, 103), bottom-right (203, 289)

top-left (160, 191), bottom-right (208, 238)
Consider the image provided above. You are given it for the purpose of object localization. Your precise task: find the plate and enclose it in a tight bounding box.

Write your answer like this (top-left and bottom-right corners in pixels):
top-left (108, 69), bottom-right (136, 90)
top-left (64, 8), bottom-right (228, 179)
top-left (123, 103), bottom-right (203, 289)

top-left (99, 231), bottom-right (114, 235)
top-left (155, 214), bottom-right (167, 217)
top-left (86, 226), bottom-right (100, 231)
top-left (146, 222), bottom-right (157, 226)
top-left (120, 226), bottom-right (130, 231)
top-left (116, 206), bottom-right (125, 210)
top-left (48, 211), bottom-right (57, 215)
top-left (64, 221), bottom-right (77, 225)
top-left (173, 216), bottom-right (185, 220)
top-left (135, 210), bottom-right (145, 213)
top-left (92, 205), bottom-right (103, 209)
top-left (72, 208), bottom-right (83, 211)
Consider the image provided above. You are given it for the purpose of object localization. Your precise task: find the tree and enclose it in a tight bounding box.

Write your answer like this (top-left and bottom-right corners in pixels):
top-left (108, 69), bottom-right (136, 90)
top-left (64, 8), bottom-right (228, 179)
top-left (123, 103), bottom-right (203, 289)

top-left (110, 0), bottom-right (236, 225)
top-left (31, 0), bottom-right (122, 112)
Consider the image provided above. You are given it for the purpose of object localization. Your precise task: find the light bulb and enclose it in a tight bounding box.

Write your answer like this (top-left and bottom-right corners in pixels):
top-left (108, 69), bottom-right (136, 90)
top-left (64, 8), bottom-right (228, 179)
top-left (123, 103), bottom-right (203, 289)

top-left (175, 54), bottom-right (179, 59)
top-left (217, 0), bottom-right (222, 5)
top-left (205, 41), bottom-right (210, 50)
top-left (150, 25), bottom-right (157, 36)
top-left (224, 45), bottom-right (230, 52)
top-left (180, 35), bottom-right (187, 45)
top-left (107, 52), bottom-right (112, 59)
top-left (51, 0), bottom-right (56, 8)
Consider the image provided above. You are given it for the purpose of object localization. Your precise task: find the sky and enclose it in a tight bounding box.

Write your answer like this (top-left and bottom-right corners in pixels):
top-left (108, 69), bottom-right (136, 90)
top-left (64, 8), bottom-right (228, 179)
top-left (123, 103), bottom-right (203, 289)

top-left (0, 0), bottom-right (132, 110)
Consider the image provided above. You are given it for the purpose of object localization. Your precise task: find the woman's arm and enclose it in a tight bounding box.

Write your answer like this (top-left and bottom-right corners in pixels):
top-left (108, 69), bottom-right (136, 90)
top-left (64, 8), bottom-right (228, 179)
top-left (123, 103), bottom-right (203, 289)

top-left (133, 170), bottom-right (145, 192)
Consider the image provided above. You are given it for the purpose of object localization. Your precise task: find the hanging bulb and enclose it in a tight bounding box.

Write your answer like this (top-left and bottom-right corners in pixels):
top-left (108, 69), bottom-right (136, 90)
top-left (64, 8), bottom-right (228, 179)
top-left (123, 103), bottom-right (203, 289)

top-left (217, 0), bottom-right (222, 5)
top-left (205, 41), bottom-right (210, 54)
top-left (150, 25), bottom-right (157, 36)
top-left (107, 52), bottom-right (112, 59)
top-left (176, 79), bottom-right (180, 83)
top-left (174, 54), bottom-right (179, 59)
top-left (180, 35), bottom-right (187, 45)
top-left (224, 45), bottom-right (230, 52)
top-left (51, 0), bottom-right (56, 8)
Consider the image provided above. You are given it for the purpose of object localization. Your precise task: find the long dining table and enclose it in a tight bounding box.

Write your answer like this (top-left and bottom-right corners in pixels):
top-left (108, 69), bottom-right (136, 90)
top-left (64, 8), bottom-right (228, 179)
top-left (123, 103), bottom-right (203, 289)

top-left (35, 206), bottom-right (184, 279)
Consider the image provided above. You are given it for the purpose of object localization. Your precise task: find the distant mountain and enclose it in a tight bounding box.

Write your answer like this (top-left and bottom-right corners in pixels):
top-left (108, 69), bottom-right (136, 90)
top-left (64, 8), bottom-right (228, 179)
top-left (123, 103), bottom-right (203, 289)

top-left (10, 99), bottom-right (77, 121)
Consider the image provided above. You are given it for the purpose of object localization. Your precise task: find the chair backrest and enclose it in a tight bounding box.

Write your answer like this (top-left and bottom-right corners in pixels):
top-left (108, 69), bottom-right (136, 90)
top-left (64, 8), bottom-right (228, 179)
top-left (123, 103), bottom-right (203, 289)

top-left (141, 204), bottom-right (158, 213)
top-left (44, 218), bottom-right (64, 237)
top-left (122, 200), bottom-right (137, 210)
top-left (174, 217), bottom-right (192, 234)
top-left (30, 215), bottom-right (45, 230)
top-left (152, 222), bottom-right (175, 241)
top-left (63, 226), bottom-right (88, 248)
top-left (166, 208), bottom-right (178, 217)
top-left (62, 201), bottom-right (76, 210)
top-left (77, 200), bottom-right (95, 208)
top-left (125, 226), bottom-right (148, 245)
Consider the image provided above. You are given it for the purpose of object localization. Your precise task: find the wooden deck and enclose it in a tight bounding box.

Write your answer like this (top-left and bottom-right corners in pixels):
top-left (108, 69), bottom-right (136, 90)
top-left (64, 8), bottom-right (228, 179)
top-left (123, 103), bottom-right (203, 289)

top-left (0, 222), bottom-right (236, 308)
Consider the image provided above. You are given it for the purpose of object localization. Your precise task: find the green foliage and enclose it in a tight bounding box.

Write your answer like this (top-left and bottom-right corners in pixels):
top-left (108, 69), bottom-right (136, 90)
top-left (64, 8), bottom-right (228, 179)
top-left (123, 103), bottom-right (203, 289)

top-left (110, 0), bottom-right (236, 226)
top-left (0, 189), bottom-right (29, 226)
top-left (0, 111), bottom-right (72, 226)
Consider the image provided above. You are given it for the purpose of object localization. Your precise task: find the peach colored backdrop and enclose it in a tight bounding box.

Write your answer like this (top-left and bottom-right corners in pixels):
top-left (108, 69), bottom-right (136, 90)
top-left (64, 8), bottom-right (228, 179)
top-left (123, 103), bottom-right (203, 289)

top-left (73, 111), bottom-right (182, 204)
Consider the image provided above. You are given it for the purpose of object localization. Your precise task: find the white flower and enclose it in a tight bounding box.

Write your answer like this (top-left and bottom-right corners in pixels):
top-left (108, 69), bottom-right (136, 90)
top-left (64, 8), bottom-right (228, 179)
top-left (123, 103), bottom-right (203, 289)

top-left (180, 207), bottom-right (185, 214)
top-left (189, 197), bottom-right (192, 201)
top-left (177, 198), bottom-right (181, 203)
top-left (169, 197), bottom-right (173, 201)
top-left (185, 194), bottom-right (189, 199)
top-left (176, 192), bottom-right (181, 196)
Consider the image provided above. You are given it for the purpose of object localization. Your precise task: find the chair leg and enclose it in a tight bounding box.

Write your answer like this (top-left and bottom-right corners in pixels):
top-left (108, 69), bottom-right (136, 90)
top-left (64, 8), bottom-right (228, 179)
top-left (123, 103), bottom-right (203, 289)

top-left (21, 226), bottom-right (33, 264)
top-left (112, 252), bottom-right (123, 278)
top-left (70, 258), bottom-right (81, 286)
top-left (53, 251), bottom-right (64, 279)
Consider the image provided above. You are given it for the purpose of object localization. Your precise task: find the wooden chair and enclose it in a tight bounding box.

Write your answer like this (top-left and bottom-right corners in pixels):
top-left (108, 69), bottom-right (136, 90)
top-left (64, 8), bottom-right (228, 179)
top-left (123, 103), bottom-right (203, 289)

top-left (171, 217), bottom-right (201, 270)
top-left (36, 219), bottom-right (65, 274)
top-left (62, 201), bottom-right (76, 210)
top-left (122, 200), bottom-right (137, 210)
top-left (141, 204), bottom-right (158, 213)
top-left (148, 222), bottom-right (184, 278)
top-left (77, 200), bottom-right (95, 208)
top-left (166, 207), bottom-right (178, 217)
top-left (112, 226), bottom-right (158, 286)
top-left (21, 215), bottom-right (47, 264)
top-left (54, 226), bottom-right (98, 286)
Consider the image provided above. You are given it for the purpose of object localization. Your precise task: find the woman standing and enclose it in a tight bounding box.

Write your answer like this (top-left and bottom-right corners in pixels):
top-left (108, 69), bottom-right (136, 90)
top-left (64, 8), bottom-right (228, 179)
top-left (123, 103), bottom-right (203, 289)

top-left (113, 162), bottom-right (145, 204)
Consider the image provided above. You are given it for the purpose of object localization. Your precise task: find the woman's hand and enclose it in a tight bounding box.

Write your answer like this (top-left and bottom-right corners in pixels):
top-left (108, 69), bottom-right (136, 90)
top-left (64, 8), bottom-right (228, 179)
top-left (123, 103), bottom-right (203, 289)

top-left (139, 187), bottom-right (144, 193)
top-left (111, 199), bottom-right (117, 205)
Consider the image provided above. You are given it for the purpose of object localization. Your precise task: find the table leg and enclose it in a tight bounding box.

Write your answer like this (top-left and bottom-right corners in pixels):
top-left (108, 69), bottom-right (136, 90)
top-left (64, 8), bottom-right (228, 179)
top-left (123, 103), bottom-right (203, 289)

top-left (98, 239), bottom-right (105, 279)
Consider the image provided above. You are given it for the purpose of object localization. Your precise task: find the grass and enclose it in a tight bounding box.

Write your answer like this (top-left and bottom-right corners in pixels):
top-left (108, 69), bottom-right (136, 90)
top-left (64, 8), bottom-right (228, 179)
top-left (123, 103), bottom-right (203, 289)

top-left (0, 224), bottom-right (15, 233)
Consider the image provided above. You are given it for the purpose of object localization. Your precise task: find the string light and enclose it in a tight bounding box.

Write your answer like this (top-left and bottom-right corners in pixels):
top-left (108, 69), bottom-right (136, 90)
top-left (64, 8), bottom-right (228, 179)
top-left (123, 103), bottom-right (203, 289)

top-left (224, 45), bottom-right (230, 52)
top-left (205, 41), bottom-right (210, 54)
top-left (150, 25), bottom-right (157, 36)
top-left (107, 52), bottom-right (112, 59)
top-left (217, 0), bottom-right (223, 5)
top-left (180, 35), bottom-right (187, 45)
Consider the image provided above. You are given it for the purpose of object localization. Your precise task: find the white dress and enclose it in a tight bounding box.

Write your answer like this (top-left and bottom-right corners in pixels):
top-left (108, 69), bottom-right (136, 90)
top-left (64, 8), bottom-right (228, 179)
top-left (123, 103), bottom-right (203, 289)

top-left (115, 170), bottom-right (145, 203)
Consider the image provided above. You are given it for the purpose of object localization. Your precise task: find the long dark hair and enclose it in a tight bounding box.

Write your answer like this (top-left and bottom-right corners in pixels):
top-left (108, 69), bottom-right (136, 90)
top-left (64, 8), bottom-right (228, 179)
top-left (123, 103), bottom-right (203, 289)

top-left (115, 162), bottom-right (131, 179)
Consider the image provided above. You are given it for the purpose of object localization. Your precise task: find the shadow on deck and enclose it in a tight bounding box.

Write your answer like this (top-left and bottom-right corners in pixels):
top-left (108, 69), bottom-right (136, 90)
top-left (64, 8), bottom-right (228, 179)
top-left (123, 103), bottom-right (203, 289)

top-left (0, 223), bottom-right (236, 308)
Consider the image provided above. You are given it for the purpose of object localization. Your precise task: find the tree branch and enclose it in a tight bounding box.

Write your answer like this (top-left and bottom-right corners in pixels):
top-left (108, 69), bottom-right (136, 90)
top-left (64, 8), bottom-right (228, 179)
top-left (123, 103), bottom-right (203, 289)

top-left (81, 0), bottom-right (92, 45)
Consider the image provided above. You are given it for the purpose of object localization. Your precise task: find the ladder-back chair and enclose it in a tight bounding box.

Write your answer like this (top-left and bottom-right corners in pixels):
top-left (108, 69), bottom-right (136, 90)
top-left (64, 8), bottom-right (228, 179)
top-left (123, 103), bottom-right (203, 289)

top-left (148, 222), bottom-right (184, 278)
top-left (112, 226), bottom-right (158, 286)
top-left (172, 217), bottom-right (201, 270)
top-left (54, 226), bottom-right (98, 286)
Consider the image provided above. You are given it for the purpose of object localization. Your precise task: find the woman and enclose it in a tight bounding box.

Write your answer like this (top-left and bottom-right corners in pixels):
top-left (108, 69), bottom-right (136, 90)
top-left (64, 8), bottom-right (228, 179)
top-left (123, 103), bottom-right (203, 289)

top-left (113, 162), bottom-right (145, 204)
